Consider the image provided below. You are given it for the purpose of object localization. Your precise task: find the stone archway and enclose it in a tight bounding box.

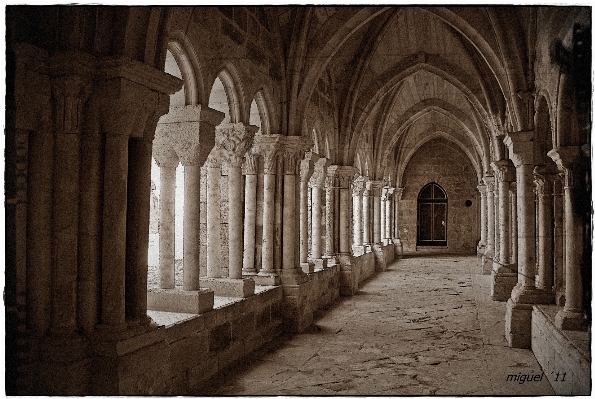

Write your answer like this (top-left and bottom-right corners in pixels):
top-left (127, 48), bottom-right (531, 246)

top-left (417, 182), bottom-right (448, 246)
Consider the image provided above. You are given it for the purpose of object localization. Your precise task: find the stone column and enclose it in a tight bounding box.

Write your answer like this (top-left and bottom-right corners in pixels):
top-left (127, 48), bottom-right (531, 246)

top-left (337, 167), bottom-right (359, 259)
top-left (201, 123), bottom-right (258, 297)
top-left (299, 152), bottom-right (317, 270)
top-left (252, 135), bottom-right (282, 285)
top-left (549, 147), bottom-right (588, 331)
top-left (493, 186), bottom-right (500, 264)
top-left (153, 152), bottom-right (178, 288)
top-left (491, 159), bottom-right (517, 301)
top-left (384, 187), bottom-right (394, 244)
top-left (49, 73), bottom-right (91, 335)
top-left (482, 176), bottom-right (495, 275)
top-left (380, 188), bottom-right (387, 245)
top-left (477, 184), bottom-right (487, 254)
top-left (362, 182), bottom-right (371, 247)
top-left (510, 182), bottom-right (518, 266)
top-left (324, 166), bottom-right (339, 263)
top-left (552, 175), bottom-right (565, 305)
top-left (393, 187), bottom-right (404, 257)
top-left (369, 181), bottom-right (383, 244)
top-left (242, 155), bottom-right (258, 275)
top-left (351, 176), bottom-right (366, 254)
top-left (533, 164), bottom-right (557, 303)
top-left (504, 131), bottom-right (552, 348)
top-left (280, 136), bottom-right (311, 281)
top-left (310, 157), bottom-right (330, 269)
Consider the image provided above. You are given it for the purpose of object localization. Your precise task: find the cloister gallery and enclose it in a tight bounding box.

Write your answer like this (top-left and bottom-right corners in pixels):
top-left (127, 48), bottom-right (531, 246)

top-left (4, 5), bottom-right (591, 395)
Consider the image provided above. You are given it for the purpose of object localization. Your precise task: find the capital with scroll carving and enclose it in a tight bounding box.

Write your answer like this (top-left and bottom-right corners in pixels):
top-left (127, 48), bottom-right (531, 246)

top-left (491, 159), bottom-right (515, 183)
top-left (253, 134), bottom-right (282, 174)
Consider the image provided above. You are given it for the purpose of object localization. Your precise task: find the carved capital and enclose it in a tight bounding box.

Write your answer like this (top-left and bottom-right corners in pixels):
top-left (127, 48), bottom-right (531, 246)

top-left (547, 146), bottom-right (582, 188)
top-left (280, 136), bottom-right (312, 175)
top-left (325, 165), bottom-right (340, 189)
top-left (215, 122), bottom-right (259, 167)
top-left (477, 183), bottom-right (487, 195)
top-left (382, 186), bottom-right (395, 200)
top-left (300, 151), bottom-right (319, 182)
top-left (367, 180), bottom-right (384, 196)
top-left (504, 131), bottom-right (535, 166)
top-left (491, 159), bottom-right (515, 183)
top-left (242, 154), bottom-right (258, 175)
top-left (309, 157), bottom-right (331, 188)
top-left (351, 175), bottom-right (367, 196)
top-left (51, 74), bottom-right (93, 135)
top-left (336, 166), bottom-right (359, 189)
top-left (155, 105), bottom-right (224, 167)
top-left (152, 137), bottom-right (179, 168)
top-left (483, 176), bottom-right (496, 193)
top-left (253, 134), bottom-right (282, 174)
top-left (394, 187), bottom-right (404, 201)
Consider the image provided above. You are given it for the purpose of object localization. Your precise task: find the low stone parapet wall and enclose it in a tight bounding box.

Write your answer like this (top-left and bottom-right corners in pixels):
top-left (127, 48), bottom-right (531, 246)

top-left (531, 305), bottom-right (590, 395)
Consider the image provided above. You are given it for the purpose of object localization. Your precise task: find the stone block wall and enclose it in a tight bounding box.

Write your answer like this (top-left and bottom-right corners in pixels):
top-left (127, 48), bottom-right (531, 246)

top-left (531, 306), bottom-right (591, 395)
top-left (400, 138), bottom-right (479, 253)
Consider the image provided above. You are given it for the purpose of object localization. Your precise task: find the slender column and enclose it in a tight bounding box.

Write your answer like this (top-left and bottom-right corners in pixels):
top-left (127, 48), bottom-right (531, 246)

top-left (156, 105), bottom-right (224, 288)
top-left (534, 165), bottom-right (556, 297)
top-left (49, 75), bottom-right (90, 334)
top-left (362, 183), bottom-right (371, 245)
top-left (156, 161), bottom-right (177, 288)
top-left (351, 176), bottom-right (366, 247)
top-left (310, 158), bottom-right (329, 259)
top-left (552, 175), bottom-right (565, 304)
top-left (221, 124), bottom-right (259, 279)
top-left (510, 183), bottom-right (518, 265)
top-left (253, 135), bottom-right (281, 275)
top-left (549, 147), bottom-right (588, 330)
top-left (205, 158), bottom-right (221, 278)
top-left (369, 181), bottom-right (383, 244)
top-left (492, 160), bottom-right (515, 265)
top-left (337, 167), bottom-right (358, 254)
top-left (380, 190), bottom-right (387, 244)
top-left (493, 187), bottom-right (500, 263)
top-left (477, 184), bottom-right (487, 251)
top-left (324, 166), bottom-right (339, 258)
top-left (299, 153), bottom-right (317, 265)
top-left (484, 176), bottom-right (495, 256)
top-left (125, 136), bottom-right (154, 324)
top-left (242, 155), bottom-right (258, 275)
top-left (393, 187), bottom-right (404, 256)
top-left (515, 163), bottom-right (536, 289)
top-left (385, 187), bottom-right (394, 244)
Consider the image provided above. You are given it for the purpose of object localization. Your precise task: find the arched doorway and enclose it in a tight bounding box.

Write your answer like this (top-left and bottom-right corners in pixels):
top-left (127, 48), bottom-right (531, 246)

top-left (417, 182), bottom-right (448, 246)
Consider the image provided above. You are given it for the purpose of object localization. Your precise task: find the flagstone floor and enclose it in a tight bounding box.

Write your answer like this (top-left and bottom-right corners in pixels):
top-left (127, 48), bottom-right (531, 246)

top-left (196, 253), bottom-right (555, 395)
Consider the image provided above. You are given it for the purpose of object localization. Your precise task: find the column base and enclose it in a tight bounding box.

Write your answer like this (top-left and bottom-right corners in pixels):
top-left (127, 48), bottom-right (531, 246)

top-left (301, 262), bottom-right (314, 274)
top-left (312, 258), bottom-right (327, 270)
top-left (323, 255), bottom-right (337, 266)
top-left (555, 289), bottom-right (566, 307)
top-left (253, 271), bottom-right (281, 286)
top-left (511, 284), bottom-right (555, 305)
top-left (393, 239), bottom-right (403, 259)
top-left (505, 298), bottom-right (533, 348)
top-left (200, 277), bottom-right (255, 298)
top-left (476, 243), bottom-right (486, 257)
top-left (351, 245), bottom-right (365, 257)
top-left (242, 268), bottom-right (258, 276)
top-left (337, 252), bottom-right (352, 266)
top-left (491, 262), bottom-right (517, 301)
top-left (481, 251), bottom-right (493, 275)
top-left (280, 268), bottom-right (309, 285)
top-left (147, 287), bottom-right (214, 314)
top-left (555, 309), bottom-right (588, 331)
top-left (372, 244), bottom-right (387, 272)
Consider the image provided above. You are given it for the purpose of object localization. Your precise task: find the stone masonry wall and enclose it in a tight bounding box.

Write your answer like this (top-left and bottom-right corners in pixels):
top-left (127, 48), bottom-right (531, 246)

top-left (531, 306), bottom-right (590, 395)
top-left (400, 138), bottom-right (479, 253)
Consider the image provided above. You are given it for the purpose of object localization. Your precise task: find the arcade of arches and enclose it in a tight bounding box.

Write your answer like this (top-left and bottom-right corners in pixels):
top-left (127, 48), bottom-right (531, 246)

top-left (4, 6), bottom-right (591, 395)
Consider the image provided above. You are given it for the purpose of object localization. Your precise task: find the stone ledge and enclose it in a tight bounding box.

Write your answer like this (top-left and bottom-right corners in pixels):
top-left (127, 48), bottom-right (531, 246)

top-left (148, 288), bottom-right (214, 314)
top-left (200, 278), bottom-right (255, 298)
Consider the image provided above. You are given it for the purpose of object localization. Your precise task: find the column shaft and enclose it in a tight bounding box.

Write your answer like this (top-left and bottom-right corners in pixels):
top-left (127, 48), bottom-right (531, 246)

top-left (380, 195), bottom-right (386, 243)
top-left (243, 174), bottom-right (257, 274)
top-left (125, 137), bottom-right (152, 323)
top-left (352, 192), bottom-right (362, 246)
top-left (339, 188), bottom-right (351, 253)
top-left (498, 180), bottom-right (511, 263)
top-left (516, 164), bottom-right (536, 288)
top-left (26, 130), bottom-right (53, 335)
top-left (261, 173), bottom-right (276, 274)
top-left (206, 165), bottom-right (221, 278)
top-left (299, 180), bottom-right (309, 264)
top-left (100, 134), bottom-right (129, 328)
top-left (486, 184), bottom-right (495, 254)
top-left (183, 165), bottom-right (201, 289)
top-left (159, 165), bottom-right (176, 288)
top-left (362, 191), bottom-right (370, 244)
top-left (563, 185), bottom-right (583, 312)
top-left (373, 194), bottom-right (381, 243)
top-left (386, 193), bottom-right (392, 242)
top-left (283, 174), bottom-right (297, 269)
top-left (324, 181), bottom-right (335, 257)
top-left (311, 186), bottom-right (323, 258)
top-left (478, 187), bottom-right (487, 247)
top-left (228, 165), bottom-right (243, 279)
top-left (535, 177), bottom-right (554, 292)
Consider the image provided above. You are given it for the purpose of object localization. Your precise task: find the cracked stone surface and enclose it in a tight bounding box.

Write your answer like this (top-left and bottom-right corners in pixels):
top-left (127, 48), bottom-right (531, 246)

top-left (196, 254), bottom-right (554, 395)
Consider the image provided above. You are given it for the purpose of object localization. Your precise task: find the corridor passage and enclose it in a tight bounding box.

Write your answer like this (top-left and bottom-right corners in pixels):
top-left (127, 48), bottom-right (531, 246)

top-left (199, 255), bottom-right (555, 395)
